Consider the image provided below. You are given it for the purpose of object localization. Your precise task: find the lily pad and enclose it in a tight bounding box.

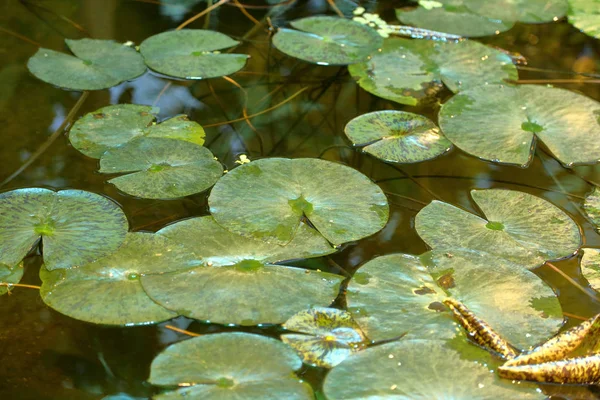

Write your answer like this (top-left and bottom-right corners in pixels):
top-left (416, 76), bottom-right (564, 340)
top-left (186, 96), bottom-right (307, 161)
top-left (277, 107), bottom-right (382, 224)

top-left (439, 84), bottom-right (600, 166)
top-left (568, 0), bottom-right (600, 39)
top-left (397, 0), bottom-right (567, 37)
top-left (141, 215), bottom-right (342, 325)
top-left (208, 158), bottom-right (389, 246)
top-left (0, 188), bottom-right (129, 270)
top-left (69, 104), bottom-right (205, 158)
top-left (281, 307), bottom-right (367, 368)
top-left (323, 339), bottom-right (545, 399)
top-left (346, 250), bottom-right (563, 350)
top-left (415, 189), bottom-right (581, 268)
top-left (27, 39), bottom-right (146, 90)
top-left (344, 110), bottom-right (451, 163)
top-left (584, 186), bottom-right (600, 231)
top-left (157, 216), bottom-right (335, 266)
top-left (0, 263), bottom-right (24, 296)
top-left (149, 332), bottom-right (314, 399)
top-left (39, 232), bottom-right (201, 325)
top-left (139, 30), bottom-right (249, 79)
top-left (580, 248), bottom-right (600, 292)
top-left (272, 16), bottom-right (383, 65)
top-left (99, 137), bottom-right (223, 199)
top-left (348, 38), bottom-right (517, 106)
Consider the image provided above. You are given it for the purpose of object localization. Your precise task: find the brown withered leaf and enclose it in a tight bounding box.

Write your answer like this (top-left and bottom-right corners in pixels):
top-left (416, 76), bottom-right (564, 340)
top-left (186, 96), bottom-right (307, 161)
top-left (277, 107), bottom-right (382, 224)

top-left (505, 314), bottom-right (600, 367)
top-left (498, 355), bottom-right (600, 384)
top-left (443, 298), bottom-right (518, 359)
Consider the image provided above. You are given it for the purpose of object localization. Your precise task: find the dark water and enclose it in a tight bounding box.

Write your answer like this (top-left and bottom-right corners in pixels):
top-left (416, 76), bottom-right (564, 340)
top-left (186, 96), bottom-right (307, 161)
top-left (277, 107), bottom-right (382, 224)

top-left (2, 1), bottom-right (600, 398)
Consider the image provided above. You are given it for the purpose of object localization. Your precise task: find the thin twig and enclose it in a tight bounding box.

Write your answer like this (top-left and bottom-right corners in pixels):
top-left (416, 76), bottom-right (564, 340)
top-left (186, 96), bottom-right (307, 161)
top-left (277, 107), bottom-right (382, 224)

top-left (1, 91), bottom-right (90, 188)
top-left (0, 26), bottom-right (40, 47)
top-left (546, 262), bottom-right (598, 301)
top-left (233, 0), bottom-right (260, 25)
top-left (562, 311), bottom-right (588, 321)
top-left (165, 325), bottom-right (202, 336)
top-left (176, 0), bottom-right (230, 30)
top-left (152, 81), bottom-right (172, 106)
top-left (0, 283), bottom-right (41, 290)
top-left (326, 0), bottom-right (344, 17)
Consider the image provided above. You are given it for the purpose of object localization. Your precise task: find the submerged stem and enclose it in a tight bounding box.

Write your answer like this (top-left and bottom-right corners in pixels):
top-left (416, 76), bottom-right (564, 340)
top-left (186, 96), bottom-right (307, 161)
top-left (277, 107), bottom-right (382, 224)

top-left (164, 325), bottom-right (202, 337)
top-left (545, 262), bottom-right (598, 301)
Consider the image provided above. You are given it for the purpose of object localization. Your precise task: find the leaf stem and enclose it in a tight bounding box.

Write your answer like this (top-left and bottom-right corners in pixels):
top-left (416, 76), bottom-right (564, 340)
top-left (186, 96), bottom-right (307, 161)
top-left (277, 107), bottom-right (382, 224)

top-left (164, 325), bottom-right (201, 337)
top-left (176, 0), bottom-right (230, 30)
top-left (562, 311), bottom-right (588, 321)
top-left (545, 262), bottom-right (598, 301)
top-left (0, 283), bottom-right (41, 290)
top-left (0, 26), bottom-right (40, 47)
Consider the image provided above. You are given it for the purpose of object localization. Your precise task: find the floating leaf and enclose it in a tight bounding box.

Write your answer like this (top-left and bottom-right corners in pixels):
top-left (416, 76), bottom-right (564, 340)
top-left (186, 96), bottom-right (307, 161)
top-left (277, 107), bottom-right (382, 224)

top-left (415, 189), bottom-right (581, 268)
top-left (149, 332), bottom-right (314, 399)
top-left (344, 110), bottom-right (451, 163)
top-left (69, 104), bottom-right (205, 158)
top-left (281, 307), bottom-right (368, 368)
top-left (0, 263), bottom-right (24, 296)
top-left (208, 158), bottom-right (389, 245)
top-left (0, 188), bottom-right (129, 270)
top-left (323, 339), bottom-right (545, 399)
top-left (348, 38), bottom-right (517, 106)
top-left (444, 298), bottom-right (518, 359)
top-left (568, 0), bottom-right (600, 39)
top-left (439, 84), bottom-right (600, 166)
top-left (39, 232), bottom-right (201, 325)
top-left (584, 187), bottom-right (600, 231)
top-left (396, 0), bottom-right (567, 37)
top-left (346, 250), bottom-right (563, 350)
top-left (27, 39), bottom-right (146, 90)
top-left (156, 216), bottom-right (335, 266)
top-left (99, 137), bottom-right (223, 199)
top-left (272, 16), bottom-right (383, 65)
top-left (581, 248), bottom-right (600, 292)
top-left (141, 216), bottom-right (343, 325)
top-left (140, 30), bottom-right (249, 79)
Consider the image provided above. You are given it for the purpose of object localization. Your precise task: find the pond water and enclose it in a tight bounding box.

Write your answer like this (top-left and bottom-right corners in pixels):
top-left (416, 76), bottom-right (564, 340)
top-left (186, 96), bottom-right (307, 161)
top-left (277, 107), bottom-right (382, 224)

top-left (2, 0), bottom-right (600, 399)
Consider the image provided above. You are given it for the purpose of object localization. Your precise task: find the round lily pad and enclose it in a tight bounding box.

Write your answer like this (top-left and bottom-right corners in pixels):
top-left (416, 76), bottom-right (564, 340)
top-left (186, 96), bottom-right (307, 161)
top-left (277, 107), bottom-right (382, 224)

top-left (346, 250), bottom-right (562, 350)
top-left (581, 248), bottom-right (600, 292)
top-left (157, 216), bottom-right (335, 266)
top-left (69, 104), bottom-right (205, 158)
top-left (27, 39), bottom-right (146, 90)
top-left (0, 263), bottom-right (24, 296)
top-left (439, 84), bottom-right (600, 167)
top-left (281, 307), bottom-right (367, 368)
top-left (140, 30), bottom-right (249, 79)
top-left (272, 16), bottom-right (383, 65)
top-left (39, 232), bottom-right (201, 325)
top-left (584, 186), bottom-right (600, 231)
top-left (208, 158), bottom-right (389, 246)
top-left (569, 0), bottom-right (600, 39)
top-left (142, 261), bottom-right (343, 326)
top-left (415, 189), bottom-right (581, 268)
top-left (397, 0), bottom-right (567, 37)
top-left (99, 137), bottom-right (223, 199)
top-left (348, 38), bottom-right (517, 106)
top-left (0, 188), bottom-right (129, 270)
top-left (149, 332), bottom-right (314, 400)
top-left (344, 110), bottom-right (451, 163)
top-left (323, 339), bottom-right (545, 399)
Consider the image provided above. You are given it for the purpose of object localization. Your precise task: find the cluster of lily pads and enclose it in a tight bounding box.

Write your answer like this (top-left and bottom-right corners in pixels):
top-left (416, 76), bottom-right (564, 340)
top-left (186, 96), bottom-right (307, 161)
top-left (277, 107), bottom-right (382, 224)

top-left (10, 2), bottom-right (600, 399)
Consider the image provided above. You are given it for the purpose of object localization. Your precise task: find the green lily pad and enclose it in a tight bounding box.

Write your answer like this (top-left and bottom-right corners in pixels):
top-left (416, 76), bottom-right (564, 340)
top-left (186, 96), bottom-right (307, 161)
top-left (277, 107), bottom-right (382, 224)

top-left (415, 189), bottom-right (581, 268)
top-left (208, 158), bottom-right (389, 246)
top-left (568, 0), bottom-right (600, 39)
top-left (439, 84), bottom-right (600, 167)
top-left (348, 38), bottom-right (517, 106)
top-left (139, 30), bottom-right (249, 79)
top-left (281, 307), bottom-right (367, 368)
top-left (149, 332), bottom-right (314, 400)
top-left (347, 250), bottom-right (563, 351)
top-left (99, 137), bottom-right (223, 199)
top-left (272, 16), bottom-right (383, 65)
top-left (69, 104), bottom-right (205, 158)
top-left (344, 110), bottom-right (451, 163)
top-left (39, 232), bottom-right (201, 325)
top-left (27, 39), bottom-right (146, 90)
top-left (397, 0), bottom-right (567, 37)
top-left (157, 216), bottom-right (335, 266)
top-left (0, 263), bottom-right (24, 296)
top-left (584, 186), bottom-right (600, 231)
top-left (323, 339), bottom-right (545, 399)
top-left (580, 248), bottom-right (600, 292)
top-left (0, 188), bottom-right (129, 270)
